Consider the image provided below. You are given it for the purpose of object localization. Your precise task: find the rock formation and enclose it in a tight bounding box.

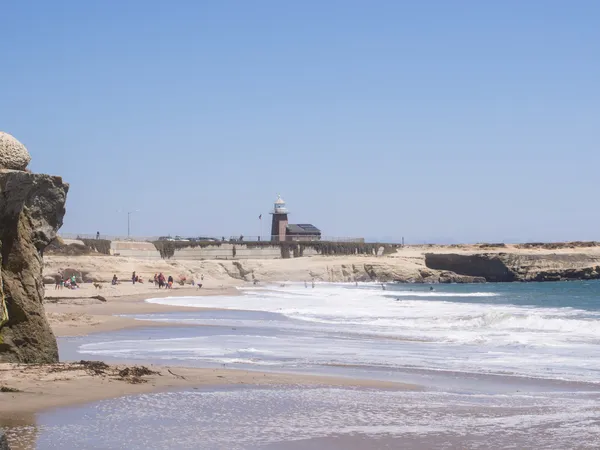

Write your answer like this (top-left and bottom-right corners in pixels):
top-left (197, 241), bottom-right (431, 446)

top-left (0, 132), bottom-right (31, 170)
top-left (0, 133), bottom-right (68, 363)
top-left (425, 252), bottom-right (600, 282)
top-left (0, 430), bottom-right (9, 450)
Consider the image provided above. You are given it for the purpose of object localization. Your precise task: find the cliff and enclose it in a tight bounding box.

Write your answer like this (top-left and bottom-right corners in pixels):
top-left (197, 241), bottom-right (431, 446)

top-left (0, 136), bottom-right (68, 363)
top-left (43, 253), bottom-right (483, 287)
top-left (425, 252), bottom-right (600, 282)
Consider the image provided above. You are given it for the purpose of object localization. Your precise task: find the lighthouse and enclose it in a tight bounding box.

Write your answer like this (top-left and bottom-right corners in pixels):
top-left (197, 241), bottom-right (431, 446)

top-left (270, 194), bottom-right (289, 242)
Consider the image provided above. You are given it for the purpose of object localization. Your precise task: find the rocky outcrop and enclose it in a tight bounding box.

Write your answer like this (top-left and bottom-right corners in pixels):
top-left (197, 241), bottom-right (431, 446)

top-left (0, 170), bottom-right (69, 363)
top-left (438, 271), bottom-right (486, 284)
top-left (0, 430), bottom-right (9, 450)
top-left (425, 252), bottom-right (600, 282)
top-left (425, 254), bottom-right (517, 282)
top-left (0, 132), bottom-right (31, 171)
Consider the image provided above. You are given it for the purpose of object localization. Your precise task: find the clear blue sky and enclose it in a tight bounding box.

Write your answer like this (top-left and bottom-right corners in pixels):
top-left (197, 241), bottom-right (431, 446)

top-left (1, 1), bottom-right (598, 243)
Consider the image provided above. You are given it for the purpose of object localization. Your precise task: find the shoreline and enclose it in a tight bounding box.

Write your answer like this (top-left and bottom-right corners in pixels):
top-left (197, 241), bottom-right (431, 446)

top-left (1, 283), bottom-right (417, 420)
top-left (0, 362), bottom-right (417, 420)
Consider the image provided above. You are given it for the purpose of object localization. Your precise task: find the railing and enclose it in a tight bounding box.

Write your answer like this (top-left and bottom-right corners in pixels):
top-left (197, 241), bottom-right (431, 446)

top-left (59, 233), bottom-right (368, 244)
top-left (60, 233), bottom-right (158, 242)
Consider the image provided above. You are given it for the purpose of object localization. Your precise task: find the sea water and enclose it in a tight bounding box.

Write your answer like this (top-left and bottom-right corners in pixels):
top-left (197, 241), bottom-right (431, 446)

top-left (8, 281), bottom-right (600, 449)
top-left (73, 281), bottom-right (600, 385)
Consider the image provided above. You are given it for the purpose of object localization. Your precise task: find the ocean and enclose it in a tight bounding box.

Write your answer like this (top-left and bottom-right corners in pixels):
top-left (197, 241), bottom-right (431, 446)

top-left (72, 281), bottom-right (600, 385)
top-left (15, 281), bottom-right (600, 449)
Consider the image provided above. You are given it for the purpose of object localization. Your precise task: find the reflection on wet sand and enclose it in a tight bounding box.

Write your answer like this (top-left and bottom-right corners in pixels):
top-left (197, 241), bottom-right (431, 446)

top-left (1, 413), bottom-right (38, 450)
top-left (12, 386), bottom-right (600, 450)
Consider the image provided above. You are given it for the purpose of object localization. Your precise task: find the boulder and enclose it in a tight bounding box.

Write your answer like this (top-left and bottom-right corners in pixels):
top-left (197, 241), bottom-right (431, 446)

top-left (0, 170), bottom-right (68, 363)
top-left (0, 132), bottom-right (31, 171)
top-left (43, 275), bottom-right (59, 284)
top-left (419, 268), bottom-right (435, 279)
top-left (438, 271), bottom-right (486, 284)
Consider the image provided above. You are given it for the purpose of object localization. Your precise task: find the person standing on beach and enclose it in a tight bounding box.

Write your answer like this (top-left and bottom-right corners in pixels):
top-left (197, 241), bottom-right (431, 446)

top-left (158, 273), bottom-right (165, 289)
top-left (132, 271), bottom-right (136, 285)
top-left (167, 275), bottom-right (174, 289)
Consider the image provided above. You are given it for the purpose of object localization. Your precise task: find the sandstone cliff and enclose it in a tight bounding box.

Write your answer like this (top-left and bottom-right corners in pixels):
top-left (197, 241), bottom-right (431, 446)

top-left (425, 252), bottom-right (600, 282)
top-left (0, 140), bottom-right (68, 363)
top-left (43, 253), bottom-right (483, 288)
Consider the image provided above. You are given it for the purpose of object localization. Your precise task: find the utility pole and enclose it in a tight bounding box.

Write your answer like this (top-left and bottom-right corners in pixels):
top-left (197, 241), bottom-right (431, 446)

top-left (118, 210), bottom-right (140, 239)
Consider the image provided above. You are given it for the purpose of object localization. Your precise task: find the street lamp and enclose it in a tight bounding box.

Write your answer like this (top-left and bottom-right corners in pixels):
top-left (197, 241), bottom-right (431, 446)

top-left (118, 210), bottom-right (140, 239)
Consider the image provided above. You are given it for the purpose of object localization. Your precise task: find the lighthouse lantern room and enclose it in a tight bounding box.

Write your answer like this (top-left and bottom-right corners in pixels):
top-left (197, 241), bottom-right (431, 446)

top-left (270, 194), bottom-right (289, 242)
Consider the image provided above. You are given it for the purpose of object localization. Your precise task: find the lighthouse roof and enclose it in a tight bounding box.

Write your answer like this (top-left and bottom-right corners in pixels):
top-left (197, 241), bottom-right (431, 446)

top-left (274, 195), bottom-right (285, 205)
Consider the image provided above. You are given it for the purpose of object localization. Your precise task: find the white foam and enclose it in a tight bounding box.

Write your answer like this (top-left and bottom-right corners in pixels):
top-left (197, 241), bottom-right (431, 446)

top-left (80, 283), bottom-right (600, 382)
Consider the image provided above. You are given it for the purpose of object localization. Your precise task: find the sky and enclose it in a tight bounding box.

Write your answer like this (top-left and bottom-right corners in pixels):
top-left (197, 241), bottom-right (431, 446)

top-left (1, 0), bottom-right (599, 243)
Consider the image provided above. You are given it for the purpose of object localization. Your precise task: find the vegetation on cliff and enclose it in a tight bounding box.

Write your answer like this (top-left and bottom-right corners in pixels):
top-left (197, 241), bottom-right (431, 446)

top-left (153, 240), bottom-right (399, 260)
top-left (152, 240), bottom-right (223, 259)
top-left (80, 239), bottom-right (112, 255)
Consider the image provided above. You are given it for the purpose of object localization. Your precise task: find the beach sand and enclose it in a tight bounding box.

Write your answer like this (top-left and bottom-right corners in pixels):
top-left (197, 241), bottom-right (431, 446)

top-left (45, 283), bottom-right (236, 336)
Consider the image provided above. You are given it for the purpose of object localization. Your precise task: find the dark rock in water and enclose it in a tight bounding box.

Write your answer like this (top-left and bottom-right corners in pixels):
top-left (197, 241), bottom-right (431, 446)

top-left (0, 430), bottom-right (10, 450)
top-left (0, 170), bottom-right (68, 363)
top-left (438, 271), bottom-right (486, 284)
top-left (425, 253), bottom-right (517, 282)
top-left (425, 252), bottom-right (600, 283)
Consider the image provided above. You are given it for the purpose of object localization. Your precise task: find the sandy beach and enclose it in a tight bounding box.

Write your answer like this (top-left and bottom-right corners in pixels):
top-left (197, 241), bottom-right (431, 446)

top-left (45, 283), bottom-right (237, 337)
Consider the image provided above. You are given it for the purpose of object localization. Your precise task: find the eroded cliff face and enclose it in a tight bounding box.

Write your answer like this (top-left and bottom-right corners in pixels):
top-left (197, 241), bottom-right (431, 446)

top-left (0, 170), bottom-right (68, 363)
top-left (425, 252), bottom-right (600, 282)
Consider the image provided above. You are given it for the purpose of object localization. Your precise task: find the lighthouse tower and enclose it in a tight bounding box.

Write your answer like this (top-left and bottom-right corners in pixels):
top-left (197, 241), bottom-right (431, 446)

top-left (270, 195), bottom-right (289, 242)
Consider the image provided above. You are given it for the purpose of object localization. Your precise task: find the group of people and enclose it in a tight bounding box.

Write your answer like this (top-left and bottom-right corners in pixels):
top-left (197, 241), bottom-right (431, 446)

top-left (108, 271), bottom-right (205, 289)
top-left (153, 273), bottom-right (173, 289)
top-left (55, 274), bottom-right (79, 290)
top-left (131, 272), bottom-right (144, 284)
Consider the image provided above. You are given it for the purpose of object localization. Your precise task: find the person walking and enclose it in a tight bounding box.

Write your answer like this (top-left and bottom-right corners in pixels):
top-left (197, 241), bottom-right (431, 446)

top-left (132, 271), bottom-right (136, 285)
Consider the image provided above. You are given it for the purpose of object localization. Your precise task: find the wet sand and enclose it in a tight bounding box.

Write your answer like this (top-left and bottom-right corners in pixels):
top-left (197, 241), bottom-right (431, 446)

top-left (0, 362), bottom-right (415, 418)
top-left (44, 284), bottom-right (236, 336)
top-left (6, 384), bottom-right (599, 450)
